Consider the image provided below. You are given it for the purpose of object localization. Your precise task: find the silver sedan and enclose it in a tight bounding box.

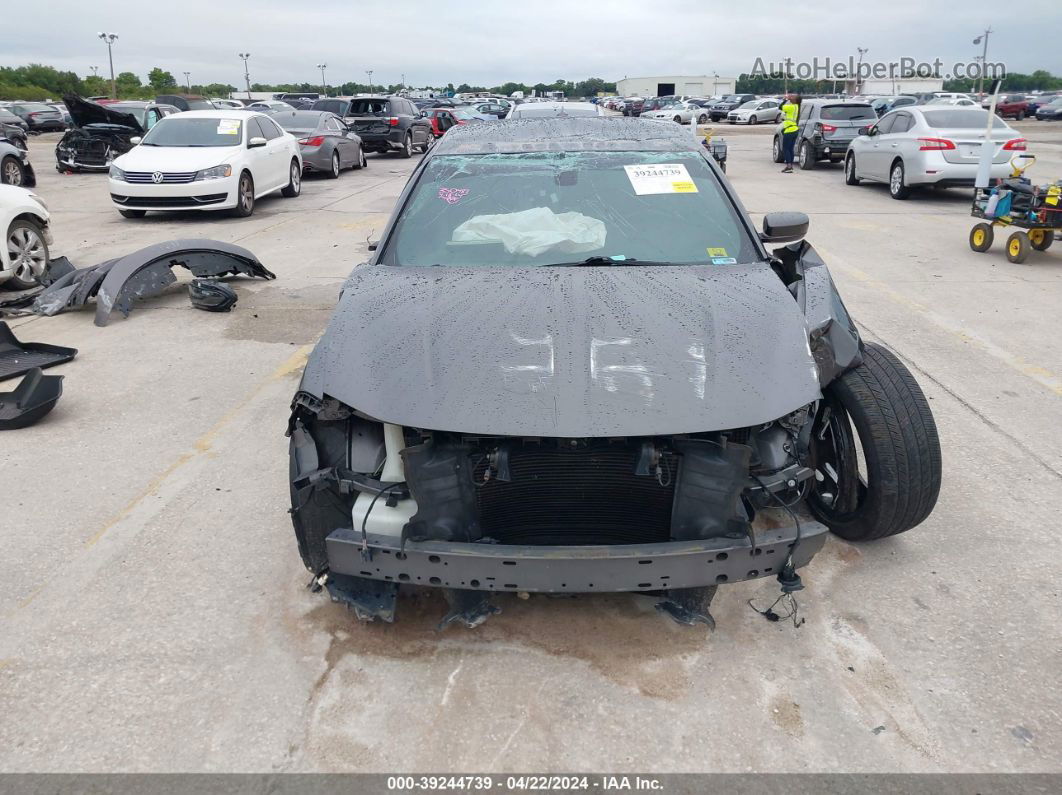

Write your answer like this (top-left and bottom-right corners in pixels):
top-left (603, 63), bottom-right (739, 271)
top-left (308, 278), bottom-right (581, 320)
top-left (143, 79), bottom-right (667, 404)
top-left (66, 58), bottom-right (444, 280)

top-left (272, 110), bottom-right (367, 177)
top-left (844, 107), bottom-right (1026, 199)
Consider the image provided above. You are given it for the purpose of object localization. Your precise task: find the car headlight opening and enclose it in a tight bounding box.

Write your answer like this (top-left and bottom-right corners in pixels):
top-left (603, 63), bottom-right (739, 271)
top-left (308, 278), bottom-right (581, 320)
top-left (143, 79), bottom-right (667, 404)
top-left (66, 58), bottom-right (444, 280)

top-left (109, 165), bottom-right (126, 181)
top-left (195, 164), bottom-right (233, 181)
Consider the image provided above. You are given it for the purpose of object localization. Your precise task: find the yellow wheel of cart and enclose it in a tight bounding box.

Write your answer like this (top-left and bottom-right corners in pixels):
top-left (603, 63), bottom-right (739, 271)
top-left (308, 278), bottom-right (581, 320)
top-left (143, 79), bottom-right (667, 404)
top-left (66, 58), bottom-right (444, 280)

top-left (1006, 231), bottom-right (1031, 264)
top-left (969, 222), bottom-right (994, 253)
top-left (1028, 228), bottom-right (1055, 251)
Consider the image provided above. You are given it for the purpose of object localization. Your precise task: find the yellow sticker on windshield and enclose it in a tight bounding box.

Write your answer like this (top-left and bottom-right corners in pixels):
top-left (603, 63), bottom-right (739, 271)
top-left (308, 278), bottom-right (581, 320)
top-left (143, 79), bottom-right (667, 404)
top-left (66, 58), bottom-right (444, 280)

top-left (707, 247), bottom-right (728, 257)
top-left (624, 163), bottom-right (699, 195)
top-left (217, 119), bottom-right (240, 135)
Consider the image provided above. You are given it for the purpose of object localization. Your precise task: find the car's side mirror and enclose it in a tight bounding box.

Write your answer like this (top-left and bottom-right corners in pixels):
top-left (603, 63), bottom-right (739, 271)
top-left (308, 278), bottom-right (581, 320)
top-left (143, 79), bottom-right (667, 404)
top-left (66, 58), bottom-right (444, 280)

top-left (857, 125), bottom-right (871, 136)
top-left (248, 136), bottom-right (267, 148)
top-left (760, 212), bottom-right (810, 244)
top-left (129, 136), bottom-right (142, 145)
top-left (367, 240), bottom-right (379, 251)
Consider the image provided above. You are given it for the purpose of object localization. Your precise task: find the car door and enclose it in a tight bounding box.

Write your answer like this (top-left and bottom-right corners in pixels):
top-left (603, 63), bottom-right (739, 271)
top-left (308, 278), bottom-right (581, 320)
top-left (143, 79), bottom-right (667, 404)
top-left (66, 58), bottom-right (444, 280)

top-left (759, 100), bottom-right (780, 121)
top-left (860, 112), bottom-right (898, 179)
top-left (246, 116), bottom-right (283, 191)
top-left (326, 115), bottom-right (354, 166)
top-left (880, 111), bottom-right (915, 171)
top-left (263, 115), bottom-right (295, 188)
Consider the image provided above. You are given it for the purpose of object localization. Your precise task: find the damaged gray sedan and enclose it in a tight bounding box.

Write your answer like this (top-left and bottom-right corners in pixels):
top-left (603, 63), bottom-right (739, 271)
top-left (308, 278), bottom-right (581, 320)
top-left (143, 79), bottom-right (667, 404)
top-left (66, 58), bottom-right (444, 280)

top-left (288, 117), bottom-right (941, 628)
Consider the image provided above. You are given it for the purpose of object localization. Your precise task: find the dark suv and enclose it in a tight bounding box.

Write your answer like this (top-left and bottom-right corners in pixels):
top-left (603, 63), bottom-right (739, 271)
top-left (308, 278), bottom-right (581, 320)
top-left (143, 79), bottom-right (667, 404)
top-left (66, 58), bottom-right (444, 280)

top-left (708, 94), bottom-right (756, 121)
top-left (772, 100), bottom-right (876, 169)
top-left (339, 96), bottom-right (433, 157)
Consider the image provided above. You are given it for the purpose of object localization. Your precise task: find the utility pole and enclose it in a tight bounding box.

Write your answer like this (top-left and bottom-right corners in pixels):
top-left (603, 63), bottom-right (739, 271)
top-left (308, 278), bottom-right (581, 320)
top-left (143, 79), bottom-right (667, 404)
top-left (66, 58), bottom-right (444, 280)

top-left (316, 63), bottom-right (327, 96)
top-left (366, 70), bottom-right (374, 94)
top-left (183, 71), bottom-right (191, 91)
top-left (97, 33), bottom-right (118, 98)
top-left (238, 53), bottom-right (251, 94)
top-left (90, 65), bottom-right (98, 77)
top-left (856, 47), bottom-right (868, 95)
top-left (973, 28), bottom-right (991, 99)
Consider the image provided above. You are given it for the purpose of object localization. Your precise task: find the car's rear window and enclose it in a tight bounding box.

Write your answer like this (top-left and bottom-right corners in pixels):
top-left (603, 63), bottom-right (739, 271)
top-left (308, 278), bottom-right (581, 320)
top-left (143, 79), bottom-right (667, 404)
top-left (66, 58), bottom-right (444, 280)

top-left (312, 100), bottom-right (348, 115)
top-left (349, 99), bottom-right (390, 116)
top-left (922, 109), bottom-right (1006, 128)
top-left (821, 105), bottom-right (876, 120)
top-left (381, 150), bottom-right (755, 268)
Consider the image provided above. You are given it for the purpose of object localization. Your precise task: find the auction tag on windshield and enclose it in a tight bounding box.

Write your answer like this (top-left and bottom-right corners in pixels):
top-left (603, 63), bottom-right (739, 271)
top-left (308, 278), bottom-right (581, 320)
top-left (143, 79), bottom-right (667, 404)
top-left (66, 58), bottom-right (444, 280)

top-left (217, 120), bottom-right (240, 135)
top-left (624, 163), bottom-right (699, 195)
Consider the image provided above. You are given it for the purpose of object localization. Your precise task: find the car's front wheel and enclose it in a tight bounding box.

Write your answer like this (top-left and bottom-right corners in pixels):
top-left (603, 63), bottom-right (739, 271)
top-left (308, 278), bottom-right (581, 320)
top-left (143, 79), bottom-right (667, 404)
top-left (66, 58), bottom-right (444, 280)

top-left (808, 343), bottom-right (941, 541)
top-left (697, 114), bottom-right (708, 124)
top-left (844, 153), bottom-right (860, 185)
top-left (1, 155), bottom-right (25, 186)
top-left (281, 159), bottom-right (301, 197)
top-left (749, 115), bottom-right (758, 125)
top-left (772, 136), bottom-right (783, 163)
top-left (5, 218), bottom-right (50, 289)
top-left (232, 171), bottom-right (255, 217)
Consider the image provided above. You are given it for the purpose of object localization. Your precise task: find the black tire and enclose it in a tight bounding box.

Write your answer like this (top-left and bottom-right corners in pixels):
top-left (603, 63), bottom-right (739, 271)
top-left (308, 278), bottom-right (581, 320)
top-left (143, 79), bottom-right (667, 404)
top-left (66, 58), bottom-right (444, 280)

top-left (749, 115), bottom-right (758, 125)
top-left (398, 132), bottom-right (413, 158)
top-left (5, 218), bottom-right (50, 289)
top-left (281, 159), bottom-right (301, 197)
top-left (697, 114), bottom-right (708, 124)
top-left (353, 146), bottom-right (366, 170)
top-left (232, 171), bottom-right (255, 217)
top-left (1016, 111), bottom-right (1025, 121)
top-left (673, 115), bottom-right (682, 124)
top-left (889, 160), bottom-right (910, 199)
top-left (844, 153), bottom-right (861, 185)
top-left (1, 155), bottom-right (25, 186)
top-left (798, 140), bottom-right (815, 170)
top-left (118, 209), bottom-right (146, 219)
top-left (327, 151), bottom-right (340, 179)
top-left (772, 136), bottom-right (784, 163)
top-left (1029, 228), bottom-right (1053, 251)
top-left (1005, 231), bottom-right (1031, 263)
top-left (969, 223), bottom-right (994, 252)
top-left (808, 343), bottom-right (941, 541)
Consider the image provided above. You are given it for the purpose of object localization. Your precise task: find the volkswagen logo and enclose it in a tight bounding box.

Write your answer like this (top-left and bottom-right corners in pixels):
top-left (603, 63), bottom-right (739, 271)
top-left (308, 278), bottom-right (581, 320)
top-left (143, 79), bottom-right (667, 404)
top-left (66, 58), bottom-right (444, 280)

top-left (151, 171), bottom-right (164, 183)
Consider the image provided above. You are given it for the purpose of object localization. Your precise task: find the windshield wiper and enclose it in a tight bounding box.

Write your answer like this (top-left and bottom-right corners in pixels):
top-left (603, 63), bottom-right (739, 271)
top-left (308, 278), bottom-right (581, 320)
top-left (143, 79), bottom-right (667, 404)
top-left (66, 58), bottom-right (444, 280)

top-left (545, 256), bottom-right (686, 267)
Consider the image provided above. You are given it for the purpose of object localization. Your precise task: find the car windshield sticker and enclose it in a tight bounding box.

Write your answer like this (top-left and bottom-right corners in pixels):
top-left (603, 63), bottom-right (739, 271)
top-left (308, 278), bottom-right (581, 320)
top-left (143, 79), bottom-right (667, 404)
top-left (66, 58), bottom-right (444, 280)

top-left (623, 164), bottom-right (698, 195)
top-left (217, 120), bottom-right (240, 135)
top-left (438, 187), bottom-right (470, 205)
top-left (711, 257), bottom-right (737, 265)
top-left (707, 247), bottom-right (728, 257)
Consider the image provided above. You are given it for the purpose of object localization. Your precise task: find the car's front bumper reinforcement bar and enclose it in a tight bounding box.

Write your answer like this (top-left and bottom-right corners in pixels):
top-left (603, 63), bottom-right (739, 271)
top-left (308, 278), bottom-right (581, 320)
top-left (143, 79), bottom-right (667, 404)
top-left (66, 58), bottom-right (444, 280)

top-left (325, 520), bottom-right (828, 593)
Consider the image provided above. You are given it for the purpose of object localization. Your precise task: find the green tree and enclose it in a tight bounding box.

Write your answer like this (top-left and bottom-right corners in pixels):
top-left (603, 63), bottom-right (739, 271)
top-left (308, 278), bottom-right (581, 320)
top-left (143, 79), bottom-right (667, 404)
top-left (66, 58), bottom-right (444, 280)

top-left (114, 71), bottom-right (142, 98)
top-left (148, 67), bottom-right (177, 91)
top-left (82, 75), bottom-right (108, 96)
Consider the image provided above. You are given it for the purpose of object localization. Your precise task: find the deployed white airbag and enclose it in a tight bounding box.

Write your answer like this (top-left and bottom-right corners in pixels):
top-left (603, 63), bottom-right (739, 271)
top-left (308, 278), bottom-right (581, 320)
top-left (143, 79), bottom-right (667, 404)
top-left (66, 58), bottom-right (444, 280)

top-left (451, 207), bottom-right (606, 257)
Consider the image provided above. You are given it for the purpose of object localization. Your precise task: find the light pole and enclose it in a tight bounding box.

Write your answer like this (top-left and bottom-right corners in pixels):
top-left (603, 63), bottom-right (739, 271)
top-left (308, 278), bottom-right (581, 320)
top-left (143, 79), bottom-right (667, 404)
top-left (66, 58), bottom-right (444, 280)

top-left (856, 47), bottom-right (868, 95)
top-left (973, 29), bottom-right (992, 98)
top-left (97, 32), bottom-right (118, 99)
top-left (238, 53), bottom-right (251, 94)
top-left (90, 65), bottom-right (98, 77)
top-left (366, 70), bottom-right (374, 94)
top-left (316, 63), bottom-right (327, 96)
top-left (183, 71), bottom-right (191, 91)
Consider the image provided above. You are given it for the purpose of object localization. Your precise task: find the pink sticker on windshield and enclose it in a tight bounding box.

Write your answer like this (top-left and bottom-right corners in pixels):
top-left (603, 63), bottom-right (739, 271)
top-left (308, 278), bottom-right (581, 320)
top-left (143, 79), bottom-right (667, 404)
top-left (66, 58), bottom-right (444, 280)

top-left (438, 187), bottom-right (469, 204)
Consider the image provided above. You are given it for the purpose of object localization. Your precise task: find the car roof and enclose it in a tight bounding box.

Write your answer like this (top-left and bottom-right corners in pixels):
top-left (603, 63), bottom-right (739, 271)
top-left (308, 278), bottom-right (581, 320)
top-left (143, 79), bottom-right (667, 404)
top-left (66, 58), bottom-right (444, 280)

top-left (161, 109), bottom-right (264, 119)
top-left (432, 116), bottom-right (705, 156)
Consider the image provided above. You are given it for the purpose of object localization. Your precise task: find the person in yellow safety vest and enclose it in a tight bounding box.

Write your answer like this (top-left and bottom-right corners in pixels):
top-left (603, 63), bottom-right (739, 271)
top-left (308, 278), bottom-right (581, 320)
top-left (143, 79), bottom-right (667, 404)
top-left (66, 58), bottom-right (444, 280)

top-left (779, 94), bottom-right (801, 173)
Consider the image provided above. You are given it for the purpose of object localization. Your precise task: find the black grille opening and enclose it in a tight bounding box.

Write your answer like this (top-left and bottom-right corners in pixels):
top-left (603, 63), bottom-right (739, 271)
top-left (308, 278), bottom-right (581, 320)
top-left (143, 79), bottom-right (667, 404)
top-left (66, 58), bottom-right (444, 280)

top-left (473, 442), bottom-right (677, 546)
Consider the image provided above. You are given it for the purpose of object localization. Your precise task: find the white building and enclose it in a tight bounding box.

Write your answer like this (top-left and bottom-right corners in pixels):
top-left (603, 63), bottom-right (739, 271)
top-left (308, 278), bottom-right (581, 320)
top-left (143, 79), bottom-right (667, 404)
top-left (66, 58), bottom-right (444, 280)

top-left (616, 75), bottom-right (736, 98)
top-left (844, 77), bottom-right (944, 96)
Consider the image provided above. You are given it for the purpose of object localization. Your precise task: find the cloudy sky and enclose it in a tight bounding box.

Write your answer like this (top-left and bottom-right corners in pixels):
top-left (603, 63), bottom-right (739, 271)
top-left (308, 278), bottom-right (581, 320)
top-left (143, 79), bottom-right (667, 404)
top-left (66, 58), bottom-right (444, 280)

top-left (6, 0), bottom-right (1061, 88)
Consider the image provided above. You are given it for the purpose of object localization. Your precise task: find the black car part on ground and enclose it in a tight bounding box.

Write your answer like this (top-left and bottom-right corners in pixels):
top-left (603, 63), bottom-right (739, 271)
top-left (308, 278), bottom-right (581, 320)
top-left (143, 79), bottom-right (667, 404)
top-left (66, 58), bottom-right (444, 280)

top-left (188, 279), bottom-right (238, 312)
top-left (0, 321), bottom-right (78, 382)
top-left (0, 367), bottom-right (63, 430)
top-left (31, 239), bottom-right (274, 324)
top-left (56, 95), bottom-right (143, 172)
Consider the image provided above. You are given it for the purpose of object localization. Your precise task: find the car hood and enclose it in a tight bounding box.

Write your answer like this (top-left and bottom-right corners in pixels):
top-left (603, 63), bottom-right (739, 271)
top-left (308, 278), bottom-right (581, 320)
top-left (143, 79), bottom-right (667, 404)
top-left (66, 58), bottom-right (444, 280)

top-left (113, 145), bottom-right (243, 172)
top-left (299, 264), bottom-right (822, 436)
top-left (63, 94), bottom-right (142, 133)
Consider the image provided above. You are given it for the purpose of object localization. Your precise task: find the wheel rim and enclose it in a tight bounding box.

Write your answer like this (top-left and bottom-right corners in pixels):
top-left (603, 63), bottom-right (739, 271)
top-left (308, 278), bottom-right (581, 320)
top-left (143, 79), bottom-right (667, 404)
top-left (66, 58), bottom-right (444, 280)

top-left (8, 225), bottom-right (46, 282)
top-left (891, 165), bottom-right (903, 193)
top-left (405, 135), bottom-right (411, 155)
top-left (3, 160), bottom-right (21, 185)
top-left (750, 116), bottom-right (757, 124)
top-left (1009, 238), bottom-right (1021, 256)
top-left (799, 145), bottom-right (808, 167)
top-left (332, 153), bottom-right (339, 176)
top-left (973, 229), bottom-right (986, 246)
top-left (240, 177), bottom-right (253, 210)
top-left (808, 398), bottom-right (864, 522)
top-left (291, 163), bottom-right (300, 191)
top-left (773, 139), bottom-right (780, 159)
top-left (1029, 230), bottom-right (1044, 246)
top-left (846, 157), bottom-right (855, 179)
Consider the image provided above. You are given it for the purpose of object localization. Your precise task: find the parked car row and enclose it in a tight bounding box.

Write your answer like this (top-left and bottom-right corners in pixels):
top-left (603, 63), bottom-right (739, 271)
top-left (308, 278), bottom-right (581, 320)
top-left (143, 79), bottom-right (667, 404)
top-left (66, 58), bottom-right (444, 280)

top-left (770, 100), bottom-right (1029, 201)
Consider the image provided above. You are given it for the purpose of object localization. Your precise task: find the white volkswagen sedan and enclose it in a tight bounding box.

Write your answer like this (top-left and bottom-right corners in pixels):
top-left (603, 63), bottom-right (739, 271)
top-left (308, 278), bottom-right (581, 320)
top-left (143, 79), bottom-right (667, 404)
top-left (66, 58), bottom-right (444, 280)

top-left (108, 110), bottom-right (302, 218)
